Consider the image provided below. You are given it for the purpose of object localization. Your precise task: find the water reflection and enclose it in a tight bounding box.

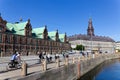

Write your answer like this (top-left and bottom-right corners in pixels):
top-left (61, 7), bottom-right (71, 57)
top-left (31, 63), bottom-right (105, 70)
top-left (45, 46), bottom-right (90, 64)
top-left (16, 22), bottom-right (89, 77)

top-left (79, 59), bottom-right (120, 80)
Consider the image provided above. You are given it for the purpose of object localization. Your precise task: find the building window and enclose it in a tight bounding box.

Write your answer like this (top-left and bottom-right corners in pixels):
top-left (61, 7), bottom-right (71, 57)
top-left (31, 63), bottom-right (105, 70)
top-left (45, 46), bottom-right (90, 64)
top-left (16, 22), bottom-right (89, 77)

top-left (27, 39), bottom-right (29, 44)
top-left (0, 33), bottom-right (2, 42)
top-left (36, 40), bottom-right (38, 46)
top-left (0, 27), bottom-right (2, 32)
top-left (21, 37), bottom-right (25, 44)
top-left (14, 36), bottom-right (17, 44)
top-left (31, 39), bottom-right (33, 45)
top-left (19, 37), bottom-right (21, 44)
top-left (6, 35), bottom-right (10, 43)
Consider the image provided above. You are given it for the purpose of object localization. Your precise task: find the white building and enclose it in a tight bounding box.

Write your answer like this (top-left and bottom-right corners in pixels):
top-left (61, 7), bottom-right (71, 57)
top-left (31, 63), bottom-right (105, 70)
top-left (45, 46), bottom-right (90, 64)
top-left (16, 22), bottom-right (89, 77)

top-left (115, 41), bottom-right (120, 52)
top-left (68, 19), bottom-right (115, 54)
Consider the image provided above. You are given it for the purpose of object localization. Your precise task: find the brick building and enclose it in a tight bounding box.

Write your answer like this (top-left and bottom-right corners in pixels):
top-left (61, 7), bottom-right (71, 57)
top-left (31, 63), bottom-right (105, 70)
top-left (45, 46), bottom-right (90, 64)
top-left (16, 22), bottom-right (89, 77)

top-left (0, 16), bottom-right (70, 56)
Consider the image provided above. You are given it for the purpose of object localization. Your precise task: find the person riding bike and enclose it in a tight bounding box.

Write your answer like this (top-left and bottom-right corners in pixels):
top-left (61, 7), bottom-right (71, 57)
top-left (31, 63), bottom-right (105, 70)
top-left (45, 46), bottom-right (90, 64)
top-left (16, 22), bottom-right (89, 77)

top-left (16, 52), bottom-right (22, 66)
top-left (9, 51), bottom-right (18, 68)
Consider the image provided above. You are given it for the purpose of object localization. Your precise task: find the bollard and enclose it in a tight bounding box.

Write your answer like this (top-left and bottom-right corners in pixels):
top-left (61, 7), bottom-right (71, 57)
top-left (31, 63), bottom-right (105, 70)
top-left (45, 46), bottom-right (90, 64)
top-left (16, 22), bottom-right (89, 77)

top-left (43, 59), bottom-right (47, 71)
top-left (92, 54), bottom-right (95, 58)
top-left (42, 60), bottom-right (44, 71)
top-left (72, 57), bottom-right (75, 63)
top-left (1, 52), bottom-right (3, 57)
top-left (21, 61), bottom-right (27, 76)
top-left (77, 62), bottom-right (81, 78)
top-left (81, 56), bottom-right (84, 60)
top-left (78, 57), bottom-right (81, 62)
top-left (65, 58), bottom-right (69, 66)
top-left (56, 58), bottom-right (60, 68)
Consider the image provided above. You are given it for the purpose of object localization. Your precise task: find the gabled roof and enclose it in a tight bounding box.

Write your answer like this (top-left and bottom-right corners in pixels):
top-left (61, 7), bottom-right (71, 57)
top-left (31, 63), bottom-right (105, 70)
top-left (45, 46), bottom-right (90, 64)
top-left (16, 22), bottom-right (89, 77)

top-left (32, 26), bottom-right (46, 39)
top-left (48, 31), bottom-right (57, 40)
top-left (59, 34), bottom-right (65, 42)
top-left (6, 21), bottom-right (28, 35)
top-left (32, 27), bottom-right (45, 34)
top-left (5, 20), bottom-right (66, 42)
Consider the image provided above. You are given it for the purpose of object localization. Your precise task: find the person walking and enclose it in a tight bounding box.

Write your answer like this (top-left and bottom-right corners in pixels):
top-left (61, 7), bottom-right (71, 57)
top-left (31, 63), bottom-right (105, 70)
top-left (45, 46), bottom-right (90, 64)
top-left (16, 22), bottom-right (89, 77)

top-left (62, 52), bottom-right (65, 59)
top-left (39, 52), bottom-right (43, 63)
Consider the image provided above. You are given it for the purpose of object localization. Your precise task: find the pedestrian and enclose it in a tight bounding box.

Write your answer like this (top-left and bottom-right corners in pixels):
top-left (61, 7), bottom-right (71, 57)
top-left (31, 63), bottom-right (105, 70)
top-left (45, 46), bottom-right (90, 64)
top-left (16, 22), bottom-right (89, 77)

top-left (92, 51), bottom-right (95, 58)
top-left (55, 54), bottom-right (57, 62)
top-left (56, 53), bottom-right (59, 59)
top-left (82, 52), bottom-right (85, 57)
top-left (47, 53), bottom-right (51, 62)
top-left (26, 51), bottom-right (29, 56)
top-left (39, 52), bottom-right (43, 63)
top-left (62, 52), bottom-right (65, 59)
top-left (50, 55), bottom-right (52, 62)
top-left (87, 52), bottom-right (89, 57)
top-left (66, 54), bottom-right (69, 58)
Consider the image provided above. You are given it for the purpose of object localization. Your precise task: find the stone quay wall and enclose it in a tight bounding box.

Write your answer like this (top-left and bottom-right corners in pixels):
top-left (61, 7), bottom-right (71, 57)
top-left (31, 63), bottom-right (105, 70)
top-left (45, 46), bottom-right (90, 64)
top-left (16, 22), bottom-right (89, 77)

top-left (13, 53), bottom-right (120, 80)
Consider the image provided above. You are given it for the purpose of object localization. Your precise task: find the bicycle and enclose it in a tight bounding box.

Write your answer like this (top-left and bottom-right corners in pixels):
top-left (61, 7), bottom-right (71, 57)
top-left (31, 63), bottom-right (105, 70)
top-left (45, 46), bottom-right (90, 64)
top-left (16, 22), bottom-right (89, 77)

top-left (8, 60), bottom-right (22, 69)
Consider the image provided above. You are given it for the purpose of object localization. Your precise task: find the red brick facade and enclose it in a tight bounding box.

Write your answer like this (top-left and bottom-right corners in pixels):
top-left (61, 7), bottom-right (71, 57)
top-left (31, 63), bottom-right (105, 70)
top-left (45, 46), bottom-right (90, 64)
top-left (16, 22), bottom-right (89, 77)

top-left (0, 17), bottom-right (71, 56)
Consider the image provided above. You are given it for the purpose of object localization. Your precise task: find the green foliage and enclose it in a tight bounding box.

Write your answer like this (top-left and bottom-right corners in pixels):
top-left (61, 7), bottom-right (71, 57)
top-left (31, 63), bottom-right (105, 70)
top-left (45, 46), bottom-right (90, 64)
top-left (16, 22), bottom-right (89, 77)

top-left (75, 44), bottom-right (85, 51)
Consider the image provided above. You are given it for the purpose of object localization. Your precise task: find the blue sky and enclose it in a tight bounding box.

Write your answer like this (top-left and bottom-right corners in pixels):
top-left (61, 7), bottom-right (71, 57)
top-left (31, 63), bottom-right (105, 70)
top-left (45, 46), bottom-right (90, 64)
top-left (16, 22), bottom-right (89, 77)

top-left (0, 0), bottom-right (120, 41)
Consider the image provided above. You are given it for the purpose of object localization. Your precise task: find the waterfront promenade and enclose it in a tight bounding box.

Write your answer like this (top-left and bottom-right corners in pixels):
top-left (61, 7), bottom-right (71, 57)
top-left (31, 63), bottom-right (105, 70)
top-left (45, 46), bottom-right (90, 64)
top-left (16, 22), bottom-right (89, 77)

top-left (0, 53), bottom-right (120, 80)
top-left (0, 53), bottom-right (80, 80)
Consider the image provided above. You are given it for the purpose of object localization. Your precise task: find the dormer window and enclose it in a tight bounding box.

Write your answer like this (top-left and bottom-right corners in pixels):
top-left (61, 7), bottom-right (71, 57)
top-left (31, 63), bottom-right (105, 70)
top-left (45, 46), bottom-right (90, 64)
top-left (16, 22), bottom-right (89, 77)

top-left (0, 33), bottom-right (2, 43)
top-left (0, 27), bottom-right (2, 32)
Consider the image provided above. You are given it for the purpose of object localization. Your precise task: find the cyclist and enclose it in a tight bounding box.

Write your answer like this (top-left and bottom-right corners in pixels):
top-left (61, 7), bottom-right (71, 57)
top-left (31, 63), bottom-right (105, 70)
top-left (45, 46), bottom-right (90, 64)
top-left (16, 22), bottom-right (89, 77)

top-left (10, 51), bottom-right (18, 67)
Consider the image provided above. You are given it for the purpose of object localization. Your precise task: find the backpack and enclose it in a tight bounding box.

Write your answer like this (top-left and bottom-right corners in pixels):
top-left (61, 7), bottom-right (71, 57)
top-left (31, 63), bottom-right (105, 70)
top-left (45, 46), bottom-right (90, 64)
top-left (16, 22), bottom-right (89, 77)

top-left (13, 54), bottom-right (17, 60)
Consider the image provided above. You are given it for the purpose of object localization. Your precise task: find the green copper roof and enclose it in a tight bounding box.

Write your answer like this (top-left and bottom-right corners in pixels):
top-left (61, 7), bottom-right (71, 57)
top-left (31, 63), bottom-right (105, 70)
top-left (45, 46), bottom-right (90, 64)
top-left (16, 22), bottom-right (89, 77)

top-left (32, 27), bottom-right (46, 39)
top-left (6, 21), bottom-right (66, 42)
top-left (15, 30), bottom-right (25, 35)
top-left (48, 31), bottom-right (57, 40)
top-left (32, 27), bottom-right (45, 35)
top-left (59, 34), bottom-right (65, 42)
top-left (6, 21), bottom-right (28, 35)
top-left (6, 23), bottom-right (14, 31)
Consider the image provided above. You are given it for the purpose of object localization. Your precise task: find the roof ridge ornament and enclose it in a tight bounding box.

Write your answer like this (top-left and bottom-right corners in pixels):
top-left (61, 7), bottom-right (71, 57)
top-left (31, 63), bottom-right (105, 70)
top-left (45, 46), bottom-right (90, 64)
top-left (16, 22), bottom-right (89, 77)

top-left (20, 17), bottom-right (23, 22)
top-left (89, 18), bottom-right (92, 23)
top-left (28, 19), bottom-right (30, 23)
top-left (45, 25), bottom-right (47, 28)
top-left (56, 29), bottom-right (58, 32)
top-left (65, 32), bottom-right (66, 35)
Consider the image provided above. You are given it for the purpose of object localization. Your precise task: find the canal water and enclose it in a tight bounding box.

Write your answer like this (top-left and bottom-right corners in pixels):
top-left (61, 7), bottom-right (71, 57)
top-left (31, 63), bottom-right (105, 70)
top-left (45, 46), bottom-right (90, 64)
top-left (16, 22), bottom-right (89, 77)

top-left (79, 59), bottom-right (120, 80)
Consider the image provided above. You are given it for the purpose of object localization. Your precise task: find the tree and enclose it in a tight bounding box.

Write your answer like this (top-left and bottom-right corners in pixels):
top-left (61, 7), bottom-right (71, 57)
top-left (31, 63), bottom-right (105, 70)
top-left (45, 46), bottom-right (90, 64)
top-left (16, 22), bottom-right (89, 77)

top-left (75, 44), bottom-right (85, 51)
